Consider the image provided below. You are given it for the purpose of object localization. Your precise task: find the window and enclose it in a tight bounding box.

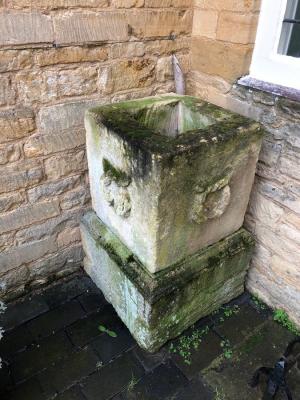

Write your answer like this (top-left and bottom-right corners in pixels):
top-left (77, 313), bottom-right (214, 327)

top-left (250, 0), bottom-right (300, 90)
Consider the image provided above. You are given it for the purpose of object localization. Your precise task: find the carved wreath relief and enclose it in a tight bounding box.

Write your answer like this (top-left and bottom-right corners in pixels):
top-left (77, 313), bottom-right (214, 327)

top-left (190, 176), bottom-right (231, 224)
top-left (100, 159), bottom-right (131, 218)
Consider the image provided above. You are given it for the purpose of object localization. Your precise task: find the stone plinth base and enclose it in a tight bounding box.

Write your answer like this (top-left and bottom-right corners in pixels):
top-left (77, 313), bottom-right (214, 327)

top-left (80, 211), bottom-right (255, 352)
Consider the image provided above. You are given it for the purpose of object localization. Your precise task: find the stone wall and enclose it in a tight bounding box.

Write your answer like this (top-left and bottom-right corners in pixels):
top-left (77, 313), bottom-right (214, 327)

top-left (189, 0), bottom-right (300, 326)
top-left (0, 1), bottom-right (191, 300)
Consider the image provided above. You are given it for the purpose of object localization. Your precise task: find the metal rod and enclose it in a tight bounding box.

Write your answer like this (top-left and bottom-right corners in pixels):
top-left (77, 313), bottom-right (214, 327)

top-left (283, 18), bottom-right (300, 24)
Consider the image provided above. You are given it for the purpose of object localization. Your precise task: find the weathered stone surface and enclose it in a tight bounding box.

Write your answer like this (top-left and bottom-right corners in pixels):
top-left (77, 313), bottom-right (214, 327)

top-left (191, 37), bottom-right (253, 82)
top-left (192, 9), bottom-right (218, 38)
top-left (0, 143), bottom-right (21, 165)
top-left (38, 100), bottom-right (102, 135)
top-left (217, 12), bottom-right (258, 44)
top-left (112, 0), bottom-right (144, 7)
top-left (27, 175), bottom-right (81, 203)
top-left (85, 95), bottom-right (263, 272)
top-left (194, 0), bottom-right (260, 12)
top-left (98, 59), bottom-right (156, 94)
top-left (35, 46), bottom-right (108, 66)
top-left (0, 265), bottom-right (30, 296)
top-left (44, 150), bottom-right (87, 180)
top-left (81, 211), bottom-right (254, 351)
top-left (0, 11), bottom-right (54, 46)
top-left (156, 56), bottom-right (173, 82)
top-left (0, 160), bottom-right (43, 194)
top-left (17, 67), bottom-right (98, 103)
top-left (0, 191), bottom-right (25, 213)
top-left (15, 209), bottom-right (83, 244)
top-left (50, 66), bottom-right (99, 98)
top-left (60, 186), bottom-right (90, 210)
top-left (129, 10), bottom-right (192, 38)
top-left (0, 200), bottom-right (60, 234)
top-left (7, 0), bottom-right (108, 8)
top-left (29, 244), bottom-right (83, 279)
top-left (0, 236), bottom-right (57, 273)
top-left (54, 12), bottom-right (128, 45)
top-left (0, 76), bottom-right (16, 106)
top-left (57, 226), bottom-right (81, 248)
top-left (109, 41), bottom-right (145, 59)
top-left (0, 49), bottom-right (32, 72)
top-left (0, 107), bottom-right (35, 143)
top-left (24, 131), bottom-right (85, 157)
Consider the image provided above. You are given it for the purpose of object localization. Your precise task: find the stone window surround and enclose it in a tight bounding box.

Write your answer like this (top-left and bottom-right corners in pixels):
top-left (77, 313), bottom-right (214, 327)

top-left (249, 0), bottom-right (300, 91)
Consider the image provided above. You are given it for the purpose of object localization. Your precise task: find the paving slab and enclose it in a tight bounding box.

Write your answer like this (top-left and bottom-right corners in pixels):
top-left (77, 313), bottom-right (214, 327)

top-left (66, 304), bottom-right (124, 348)
top-left (55, 386), bottom-right (86, 400)
top-left (170, 329), bottom-right (223, 380)
top-left (202, 319), bottom-right (299, 399)
top-left (122, 361), bottom-right (188, 400)
top-left (26, 299), bottom-right (85, 340)
top-left (38, 346), bottom-right (99, 397)
top-left (10, 331), bottom-right (73, 383)
top-left (91, 324), bottom-right (135, 364)
top-left (77, 292), bottom-right (107, 314)
top-left (4, 378), bottom-right (46, 400)
top-left (0, 296), bottom-right (49, 332)
top-left (81, 350), bottom-right (144, 400)
top-left (172, 378), bottom-right (214, 400)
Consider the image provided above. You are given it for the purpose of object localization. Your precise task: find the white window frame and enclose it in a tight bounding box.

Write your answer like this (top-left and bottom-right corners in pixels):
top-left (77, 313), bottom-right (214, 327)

top-left (250, 0), bottom-right (300, 90)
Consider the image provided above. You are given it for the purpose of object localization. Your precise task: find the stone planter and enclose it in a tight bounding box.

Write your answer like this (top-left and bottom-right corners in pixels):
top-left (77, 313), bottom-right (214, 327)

top-left (81, 94), bottom-right (263, 351)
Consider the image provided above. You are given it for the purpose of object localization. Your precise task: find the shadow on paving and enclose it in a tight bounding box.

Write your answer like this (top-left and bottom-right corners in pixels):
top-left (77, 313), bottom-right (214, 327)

top-left (0, 271), bottom-right (299, 400)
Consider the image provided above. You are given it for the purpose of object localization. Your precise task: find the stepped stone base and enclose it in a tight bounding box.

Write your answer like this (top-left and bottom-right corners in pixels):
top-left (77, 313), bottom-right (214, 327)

top-left (80, 211), bottom-right (255, 352)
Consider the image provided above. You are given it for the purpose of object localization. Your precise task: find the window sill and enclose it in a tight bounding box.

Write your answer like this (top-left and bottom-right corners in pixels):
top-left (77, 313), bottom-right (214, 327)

top-left (238, 76), bottom-right (300, 103)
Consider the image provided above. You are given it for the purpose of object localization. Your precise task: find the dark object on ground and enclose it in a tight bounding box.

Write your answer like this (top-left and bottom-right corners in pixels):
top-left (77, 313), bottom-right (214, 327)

top-left (250, 338), bottom-right (300, 399)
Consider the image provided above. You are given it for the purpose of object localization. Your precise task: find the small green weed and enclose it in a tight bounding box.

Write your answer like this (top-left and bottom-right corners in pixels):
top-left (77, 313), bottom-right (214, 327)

top-left (127, 373), bottom-right (138, 392)
top-left (169, 325), bottom-right (210, 365)
top-left (216, 304), bottom-right (240, 323)
top-left (214, 387), bottom-right (226, 400)
top-left (98, 325), bottom-right (118, 337)
top-left (220, 339), bottom-right (233, 359)
top-left (251, 295), bottom-right (267, 310)
top-left (273, 309), bottom-right (299, 335)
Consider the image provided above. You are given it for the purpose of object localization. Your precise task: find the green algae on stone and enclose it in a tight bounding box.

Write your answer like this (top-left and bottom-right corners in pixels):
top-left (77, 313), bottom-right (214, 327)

top-left (81, 211), bottom-right (255, 352)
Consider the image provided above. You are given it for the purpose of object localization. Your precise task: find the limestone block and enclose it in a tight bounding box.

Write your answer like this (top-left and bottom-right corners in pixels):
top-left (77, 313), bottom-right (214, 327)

top-left (144, 38), bottom-right (190, 56)
top-left (0, 237), bottom-right (57, 274)
top-left (128, 10), bottom-right (192, 38)
top-left (44, 150), bottom-right (87, 180)
top-left (217, 12), bottom-right (258, 44)
top-left (0, 192), bottom-right (25, 213)
top-left (29, 245), bottom-right (83, 279)
top-left (192, 9), bottom-right (218, 39)
top-left (35, 46), bottom-right (108, 67)
top-left (24, 131), bottom-right (85, 158)
top-left (279, 150), bottom-right (300, 181)
top-left (0, 266), bottom-right (30, 297)
top-left (0, 143), bottom-right (21, 165)
top-left (194, 0), bottom-right (260, 12)
top-left (81, 211), bottom-right (254, 352)
top-left (27, 175), bottom-right (81, 203)
top-left (53, 12), bottom-right (128, 45)
top-left (98, 59), bottom-right (156, 94)
top-left (191, 37), bottom-right (253, 82)
top-left (15, 209), bottom-right (83, 244)
top-left (0, 11), bottom-right (54, 46)
top-left (0, 160), bottom-right (43, 194)
top-left (57, 227), bottom-right (81, 248)
top-left (0, 50), bottom-right (32, 72)
top-left (50, 66), bottom-right (98, 98)
top-left (85, 95), bottom-right (263, 272)
top-left (38, 100), bottom-right (104, 136)
top-left (0, 108), bottom-right (35, 143)
top-left (111, 0), bottom-right (144, 7)
top-left (7, 0), bottom-right (108, 8)
top-left (109, 42), bottom-right (145, 59)
top-left (156, 56), bottom-right (173, 82)
top-left (0, 200), bottom-right (60, 234)
top-left (60, 186), bottom-right (90, 210)
top-left (0, 76), bottom-right (16, 106)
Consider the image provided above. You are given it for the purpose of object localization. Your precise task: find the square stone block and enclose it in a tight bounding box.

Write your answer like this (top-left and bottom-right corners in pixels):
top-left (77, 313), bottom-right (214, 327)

top-left (81, 211), bottom-right (255, 352)
top-left (85, 94), bottom-right (263, 273)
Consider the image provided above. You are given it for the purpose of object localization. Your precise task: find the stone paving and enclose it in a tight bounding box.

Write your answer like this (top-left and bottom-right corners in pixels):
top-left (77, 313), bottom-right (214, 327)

top-left (0, 271), bottom-right (299, 400)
